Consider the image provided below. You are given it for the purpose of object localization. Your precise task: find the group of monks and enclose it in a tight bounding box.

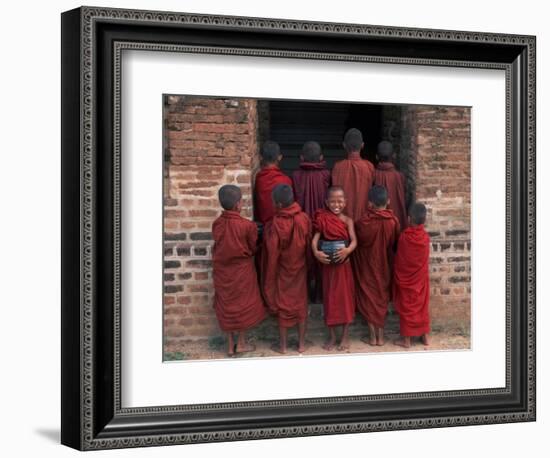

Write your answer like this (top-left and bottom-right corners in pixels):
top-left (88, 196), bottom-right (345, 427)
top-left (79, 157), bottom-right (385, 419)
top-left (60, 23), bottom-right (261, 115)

top-left (211, 128), bottom-right (431, 356)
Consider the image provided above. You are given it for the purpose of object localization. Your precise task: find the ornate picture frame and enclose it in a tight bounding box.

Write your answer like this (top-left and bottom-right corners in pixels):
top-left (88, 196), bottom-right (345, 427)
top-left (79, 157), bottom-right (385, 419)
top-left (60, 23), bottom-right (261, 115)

top-left (61, 6), bottom-right (536, 450)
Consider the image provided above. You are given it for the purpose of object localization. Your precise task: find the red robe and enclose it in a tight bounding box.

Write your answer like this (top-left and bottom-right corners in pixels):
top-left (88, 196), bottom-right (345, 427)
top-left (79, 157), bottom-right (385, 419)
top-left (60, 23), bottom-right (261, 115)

top-left (291, 161), bottom-right (331, 302)
top-left (374, 162), bottom-right (408, 231)
top-left (212, 211), bottom-right (266, 332)
top-left (262, 203), bottom-right (311, 328)
top-left (254, 165), bottom-right (293, 224)
top-left (291, 161), bottom-right (331, 218)
top-left (353, 208), bottom-right (400, 327)
top-left (331, 152), bottom-right (375, 222)
top-left (313, 209), bottom-right (355, 326)
top-left (393, 224), bottom-right (431, 336)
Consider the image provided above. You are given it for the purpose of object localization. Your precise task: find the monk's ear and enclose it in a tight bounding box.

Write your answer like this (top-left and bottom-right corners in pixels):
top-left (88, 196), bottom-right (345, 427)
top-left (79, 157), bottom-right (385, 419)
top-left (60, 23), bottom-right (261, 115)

top-left (320, 154), bottom-right (324, 161)
top-left (360, 142), bottom-right (365, 151)
top-left (277, 153), bottom-right (283, 163)
top-left (386, 198), bottom-right (391, 207)
top-left (300, 154), bottom-right (304, 162)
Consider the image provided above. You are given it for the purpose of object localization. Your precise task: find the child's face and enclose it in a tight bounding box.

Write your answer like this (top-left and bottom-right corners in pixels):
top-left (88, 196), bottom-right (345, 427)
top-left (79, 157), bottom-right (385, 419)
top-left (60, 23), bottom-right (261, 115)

top-left (326, 191), bottom-right (346, 215)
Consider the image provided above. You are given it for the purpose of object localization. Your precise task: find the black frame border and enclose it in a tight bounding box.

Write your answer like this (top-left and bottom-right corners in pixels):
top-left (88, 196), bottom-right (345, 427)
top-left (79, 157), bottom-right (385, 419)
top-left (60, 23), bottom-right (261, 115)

top-left (61, 6), bottom-right (536, 450)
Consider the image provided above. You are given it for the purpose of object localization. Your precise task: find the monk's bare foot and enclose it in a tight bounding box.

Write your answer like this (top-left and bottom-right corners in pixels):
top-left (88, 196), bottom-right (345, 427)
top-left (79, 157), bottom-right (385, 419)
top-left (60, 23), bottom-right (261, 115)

top-left (322, 340), bottom-right (336, 351)
top-left (227, 344), bottom-right (235, 357)
top-left (360, 335), bottom-right (376, 346)
top-left (270, 343), bottom-right (287, 354)
top-left (394, 337), bottom-right (411, 348)
top-left (298, 343), bottom-right (306, 353)
top-left (376, 328), bottom-right (385, 346)
top-left (422, 334), bottom-right (430, 346)
top-left (235, 342), bottom-right (256, 353)
top-left (337, 336), bottom-right (350, 351)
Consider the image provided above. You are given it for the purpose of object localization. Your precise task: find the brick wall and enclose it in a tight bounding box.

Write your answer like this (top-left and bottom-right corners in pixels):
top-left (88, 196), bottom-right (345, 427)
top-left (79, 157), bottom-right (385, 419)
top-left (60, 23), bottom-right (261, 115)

top-left (163, 96), bottom-right (259, 343)
top-left (407, 106), bottom-right (471, 331)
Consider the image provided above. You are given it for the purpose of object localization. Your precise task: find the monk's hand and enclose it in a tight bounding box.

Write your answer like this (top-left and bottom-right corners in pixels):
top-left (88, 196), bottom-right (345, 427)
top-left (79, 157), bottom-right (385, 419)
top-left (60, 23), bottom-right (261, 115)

top-left (313, 249), bottom-right (331, 265)
top-left (334, 247), bottom-right (350, 263)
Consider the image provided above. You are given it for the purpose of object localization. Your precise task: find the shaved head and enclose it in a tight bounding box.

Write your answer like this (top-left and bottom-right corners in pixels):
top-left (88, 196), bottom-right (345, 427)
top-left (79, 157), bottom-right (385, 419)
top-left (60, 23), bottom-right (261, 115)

top-left (409, 202), bottom-right (427, 225)
top-left (218, 184), bottom-right (242, 210)
top-left (343, 128), bottom-right (363, 153)
top-left (272, 184), bottom-right (294, 208)
top-left (326, 185), bottom-right (345, 199)
top-left (377, 140), bottom-right (393, 162)
top-left (368, 185), bottom-right (388, 208)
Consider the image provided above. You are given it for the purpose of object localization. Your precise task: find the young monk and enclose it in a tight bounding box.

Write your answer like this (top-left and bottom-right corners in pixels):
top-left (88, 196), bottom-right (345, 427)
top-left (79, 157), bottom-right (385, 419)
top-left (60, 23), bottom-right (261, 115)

top-left (331, 128), bottom-right (375, 221)
top-left (254, 140), bottom-right (293, 225)
top-left (291, 141), bottom-right (331, 302)
top-left (211, 185), bottom-right (266, 356)
top-left (262, 184), bottom-right (311, 354)
top-left (353, 185), bottom-right (400, 346)
top-left (393, 202), bottom-right (431, 348)
top-left (374, 140), bottom-right (408, 231)
top-left (312, 186), bottom-right (357, 351)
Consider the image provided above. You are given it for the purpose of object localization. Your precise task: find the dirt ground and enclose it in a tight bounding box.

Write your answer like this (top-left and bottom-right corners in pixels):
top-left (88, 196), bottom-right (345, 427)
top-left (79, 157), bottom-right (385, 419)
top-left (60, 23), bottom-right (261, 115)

top-left (164, 312), bottom-right (470, 361)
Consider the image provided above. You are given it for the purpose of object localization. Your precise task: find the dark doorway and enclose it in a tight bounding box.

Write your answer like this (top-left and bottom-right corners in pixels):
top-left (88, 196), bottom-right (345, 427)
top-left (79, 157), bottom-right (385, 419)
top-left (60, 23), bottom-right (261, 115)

top-left (263, 100), bottom-right (384, 175)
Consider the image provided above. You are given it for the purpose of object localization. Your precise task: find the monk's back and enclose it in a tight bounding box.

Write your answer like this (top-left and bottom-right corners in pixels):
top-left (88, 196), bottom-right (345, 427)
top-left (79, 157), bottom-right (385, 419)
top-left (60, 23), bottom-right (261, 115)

top-left (332, 154), bottom-right (374, 221)
top-left (374, 162), bottom-right (407, 230)
top-left (254, 166), bottom-right (292, 224)
top-left (211, 211), bottom-right (265, 332)
top-left (212, 212), bottom-right (256, 262)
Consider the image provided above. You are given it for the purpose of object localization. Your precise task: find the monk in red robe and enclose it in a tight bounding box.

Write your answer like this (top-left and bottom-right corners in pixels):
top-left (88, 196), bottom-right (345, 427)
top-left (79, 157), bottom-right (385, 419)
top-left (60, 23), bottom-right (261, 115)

top-left (262, 184), bottom-right (311, 354)
top-left (254, 141), bottom-right (292, 225)
top-left (393, 202), bottom-right (431, 348)
top-left (353, 185), bottom-right (400, 346)
top-left (331, 128), bottom-right (375, 221)
top-left (374, 141), bottom-right (408, 231)
top-left (312, 186), bottom-right (357, 351)
top-left (291, 141), bottom-right (331, 302)
top-left (212, 185), bottom-right (266, 356)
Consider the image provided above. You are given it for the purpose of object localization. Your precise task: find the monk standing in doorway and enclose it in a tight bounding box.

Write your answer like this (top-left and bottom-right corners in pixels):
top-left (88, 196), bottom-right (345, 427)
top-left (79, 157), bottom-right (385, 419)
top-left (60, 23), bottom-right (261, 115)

top-left (254, 141), bottom-right (293, 225)
top-left (331, 128), bottom-right (375, 221)
top-left (374, 140), bottom-right (408, 231)
top-left (292, 141), bottom-right (331, 302)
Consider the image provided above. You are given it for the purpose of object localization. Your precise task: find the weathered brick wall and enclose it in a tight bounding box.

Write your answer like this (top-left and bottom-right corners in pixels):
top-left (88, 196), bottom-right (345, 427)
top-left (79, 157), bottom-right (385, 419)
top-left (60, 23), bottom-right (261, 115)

top-left (163, 96), bottom-right (259, 344)
top-left (407, 106), bottom-right (471, 331)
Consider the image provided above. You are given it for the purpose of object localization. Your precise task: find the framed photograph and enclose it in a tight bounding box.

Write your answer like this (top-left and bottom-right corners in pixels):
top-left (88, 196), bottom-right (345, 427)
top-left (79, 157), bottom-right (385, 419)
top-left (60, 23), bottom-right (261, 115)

top-left (61, 6), bottom-right (536, 451)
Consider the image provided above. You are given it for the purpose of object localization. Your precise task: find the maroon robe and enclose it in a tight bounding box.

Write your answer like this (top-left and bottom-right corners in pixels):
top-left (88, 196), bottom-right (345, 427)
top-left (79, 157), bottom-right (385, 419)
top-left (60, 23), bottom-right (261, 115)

top-left (212, 211), bottom-right (266, 332)
top-left (313, 209), bottom-right (355, 326)
top-left (331, 152), bottom-right (375, 222)
top-left (374, 162), bottom-right (408, 231)
top-left (291, 161), bottom-right (331, 217)
top-left (254, 165), bottom-right (293, 224)
top-left (353, 208), bottom-right (400, 328)
top-left (262, 202), bottom-right (311, 328)
top-left (292, 161), bottom-right (331, 302)
top-left (393, 224), bottom-right (431, 336)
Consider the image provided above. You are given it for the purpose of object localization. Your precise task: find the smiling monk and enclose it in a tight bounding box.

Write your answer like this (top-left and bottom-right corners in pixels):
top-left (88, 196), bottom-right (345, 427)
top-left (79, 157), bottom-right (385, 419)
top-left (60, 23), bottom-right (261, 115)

top-left (312, 186), bottom-right (357, 351)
